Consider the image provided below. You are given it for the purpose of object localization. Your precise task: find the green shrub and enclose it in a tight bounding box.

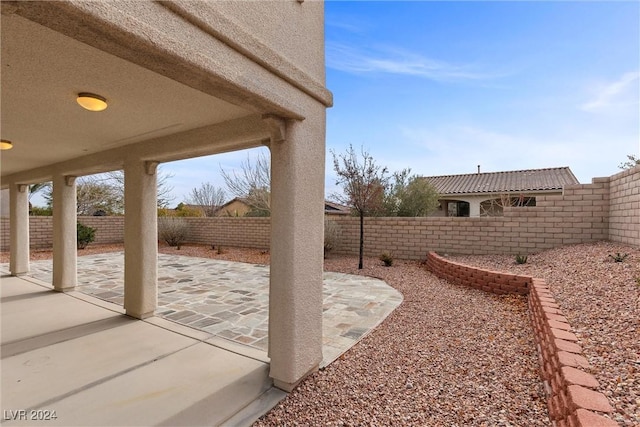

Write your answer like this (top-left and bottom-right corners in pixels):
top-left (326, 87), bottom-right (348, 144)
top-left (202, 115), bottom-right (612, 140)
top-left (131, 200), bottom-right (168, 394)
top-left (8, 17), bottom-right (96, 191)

top-left (77, 222), bottom-right (96, 249)
top-left (158, 217), bottom-right (189, 249)
top-left (30, 206), bottom-right (52, 216)
top-left (379, 252), bottom-right (394, 267)
top-left (608, 253), bottom-right (628, 263)
top-left (515, 254), bottom-right (528, 264)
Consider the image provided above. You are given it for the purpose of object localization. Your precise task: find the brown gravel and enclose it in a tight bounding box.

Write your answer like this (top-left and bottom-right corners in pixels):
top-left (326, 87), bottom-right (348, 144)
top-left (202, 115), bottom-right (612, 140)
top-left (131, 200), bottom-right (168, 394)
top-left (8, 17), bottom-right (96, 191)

top-left (255, 256), bottom-right (549, 426)
top-left (6, 242), bottom-right (635, 425)
top-left (448, 241), bottom-right (640, 426)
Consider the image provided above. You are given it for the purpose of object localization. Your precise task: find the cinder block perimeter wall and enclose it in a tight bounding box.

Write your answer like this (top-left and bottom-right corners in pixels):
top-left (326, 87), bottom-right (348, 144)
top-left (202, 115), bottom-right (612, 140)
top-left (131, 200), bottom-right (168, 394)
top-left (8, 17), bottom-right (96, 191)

top-left (329, 180), bottom-right (611, 258)
top-left (0, 216), bottom-right (269, 251)
top-left (607, 165), bottom-right (640, 246)
top-left (0, 216), bottom-right (124, 250)
top-left (1, 166), bottom-right (637, 255)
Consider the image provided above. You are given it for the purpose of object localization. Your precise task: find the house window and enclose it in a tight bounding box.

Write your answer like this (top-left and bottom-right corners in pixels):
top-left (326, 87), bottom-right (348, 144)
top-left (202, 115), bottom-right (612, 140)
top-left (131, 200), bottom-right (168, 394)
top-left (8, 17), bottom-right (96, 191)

top-left (447, 201), bottom-right (469, 217)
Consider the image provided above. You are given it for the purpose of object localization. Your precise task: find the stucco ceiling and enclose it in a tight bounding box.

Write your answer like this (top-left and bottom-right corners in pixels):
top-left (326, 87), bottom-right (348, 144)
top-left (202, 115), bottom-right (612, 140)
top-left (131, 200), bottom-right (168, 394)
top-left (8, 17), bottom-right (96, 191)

top-left (0, 14), bottom-right (251, 179)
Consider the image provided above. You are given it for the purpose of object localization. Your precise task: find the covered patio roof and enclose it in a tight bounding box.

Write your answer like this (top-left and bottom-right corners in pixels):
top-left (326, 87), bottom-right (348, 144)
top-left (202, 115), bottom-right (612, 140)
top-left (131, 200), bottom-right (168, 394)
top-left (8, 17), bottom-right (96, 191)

top-left (1, 0), bottom-right (333, 396)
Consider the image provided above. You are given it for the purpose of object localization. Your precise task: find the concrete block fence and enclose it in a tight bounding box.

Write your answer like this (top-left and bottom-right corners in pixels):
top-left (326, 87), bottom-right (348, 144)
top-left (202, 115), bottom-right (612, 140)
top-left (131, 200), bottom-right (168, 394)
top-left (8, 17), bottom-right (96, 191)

top-left (0, 216), bottom-right (123, 250)
top-left (1, 165), bottom-right (638, 254)
top-left (426, 254), bottom-right (618, 427)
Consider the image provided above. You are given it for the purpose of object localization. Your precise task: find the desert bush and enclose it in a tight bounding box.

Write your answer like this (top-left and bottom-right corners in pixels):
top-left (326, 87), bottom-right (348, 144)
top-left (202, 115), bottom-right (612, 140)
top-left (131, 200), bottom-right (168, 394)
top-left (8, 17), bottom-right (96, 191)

top-left (158, 217), bottom-right (189, 249)
top-left (608, 252), bottom-right (628, 263)
top-left (77, 222), bottom-right (96, 249)
top-left (324, 219), bottom-right (340, 258)
top-left (515, 254), bottom-right (528, 264)
top-left (30, 206), bottom-right (53, 216)
top-left (379, 252), bottom-right (394, 267)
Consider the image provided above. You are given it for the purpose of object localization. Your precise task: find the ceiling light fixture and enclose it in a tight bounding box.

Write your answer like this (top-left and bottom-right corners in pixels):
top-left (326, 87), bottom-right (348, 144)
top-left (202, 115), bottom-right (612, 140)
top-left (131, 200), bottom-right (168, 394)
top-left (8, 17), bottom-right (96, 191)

top-left (0, 140), bottom-right (13, 150)
top-left (76, 92), bottom-right (108, 112)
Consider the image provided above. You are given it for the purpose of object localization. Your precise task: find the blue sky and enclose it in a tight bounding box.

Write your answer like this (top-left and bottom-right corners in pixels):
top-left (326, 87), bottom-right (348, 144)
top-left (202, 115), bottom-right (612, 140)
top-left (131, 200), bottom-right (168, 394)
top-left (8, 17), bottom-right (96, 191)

top-left (165, 1), bottom-right (639, 206)
top-left (34, 1), bottom-right (640, 207)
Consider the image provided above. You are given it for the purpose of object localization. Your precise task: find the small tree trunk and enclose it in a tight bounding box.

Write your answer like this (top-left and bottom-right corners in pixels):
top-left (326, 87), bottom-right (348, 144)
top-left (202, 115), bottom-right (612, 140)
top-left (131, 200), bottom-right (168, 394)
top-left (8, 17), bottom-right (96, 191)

top-left (359, 210), bottom-right (364, 269)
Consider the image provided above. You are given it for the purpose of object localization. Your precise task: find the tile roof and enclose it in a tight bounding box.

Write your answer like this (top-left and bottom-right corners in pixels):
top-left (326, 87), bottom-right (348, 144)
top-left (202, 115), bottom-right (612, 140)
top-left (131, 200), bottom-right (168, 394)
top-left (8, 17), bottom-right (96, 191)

top-left (423, 167), bottom-right (579, 195)
top-left (324, 200), bottom-right (350, 215)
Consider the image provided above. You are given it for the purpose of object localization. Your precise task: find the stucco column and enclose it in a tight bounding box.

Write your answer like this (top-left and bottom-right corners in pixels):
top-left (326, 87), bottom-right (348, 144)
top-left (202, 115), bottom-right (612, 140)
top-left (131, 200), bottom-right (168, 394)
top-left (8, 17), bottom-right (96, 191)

top-left (52, 175), bottom-right (77, 292)
top-left (124, 160), bottom-right (158, 319)
top-left (268, 112), bottom-right (325, 391)
top-left (9, 183), bottom-right (29, 275)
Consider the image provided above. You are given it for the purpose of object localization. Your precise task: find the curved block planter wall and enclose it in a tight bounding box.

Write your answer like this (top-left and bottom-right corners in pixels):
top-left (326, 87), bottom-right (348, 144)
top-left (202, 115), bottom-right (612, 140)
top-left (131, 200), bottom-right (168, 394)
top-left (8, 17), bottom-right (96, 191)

top-left (425, 252), bottom-right (531, 295)
top-left (426, 252), bottom-right (618, 427)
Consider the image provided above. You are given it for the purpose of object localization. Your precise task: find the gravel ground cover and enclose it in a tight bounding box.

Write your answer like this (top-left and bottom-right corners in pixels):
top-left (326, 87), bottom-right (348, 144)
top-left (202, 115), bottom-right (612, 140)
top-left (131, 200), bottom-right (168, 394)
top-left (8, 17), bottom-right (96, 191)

top-left (448, 241), bottom-right (640, 426)
top-left (255, 256), bottom-right (549, 426)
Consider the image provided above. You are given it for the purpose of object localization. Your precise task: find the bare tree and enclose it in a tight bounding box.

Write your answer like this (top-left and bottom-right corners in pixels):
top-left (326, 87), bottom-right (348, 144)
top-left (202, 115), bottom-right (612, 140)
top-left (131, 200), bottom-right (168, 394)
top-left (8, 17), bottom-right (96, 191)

top-left (480, 193), bottom-right (535, 216)
top-left (220, 152), bottom-right (271, 216)
top-left (106, 166), bottom-right (175, 209)
top-left (187, 182), bottom-right (227, 217)
top-left (43, 166), bottom-right (175, 215)
top-left (331, 145), bottom-right (389, 269)
top-left (619, 154), bottom-right (640, 170)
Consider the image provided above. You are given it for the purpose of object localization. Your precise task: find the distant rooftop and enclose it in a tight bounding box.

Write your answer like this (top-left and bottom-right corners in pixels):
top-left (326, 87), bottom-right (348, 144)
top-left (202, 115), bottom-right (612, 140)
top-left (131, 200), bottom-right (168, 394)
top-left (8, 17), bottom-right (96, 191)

top-left (423, 167), bottom-right (579, 195)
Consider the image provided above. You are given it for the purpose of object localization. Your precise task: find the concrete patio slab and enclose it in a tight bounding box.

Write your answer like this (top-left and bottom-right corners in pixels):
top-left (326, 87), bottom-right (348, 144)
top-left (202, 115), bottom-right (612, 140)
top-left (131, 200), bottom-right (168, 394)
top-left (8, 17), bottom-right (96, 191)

top-left (1, 275), bottom-right (275, 426)
top-left (1, 276), bottom-right (118, 345)
top-left (5, 252), bottom-right (403, 367)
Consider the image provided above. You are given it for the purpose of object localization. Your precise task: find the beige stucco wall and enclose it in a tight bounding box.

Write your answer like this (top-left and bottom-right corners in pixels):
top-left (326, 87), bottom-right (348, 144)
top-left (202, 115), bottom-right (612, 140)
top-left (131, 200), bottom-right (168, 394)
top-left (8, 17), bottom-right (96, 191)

top-left (187, 1), bottom-right (326, 83)
top-left (217, 200), bottom-right (251, 217)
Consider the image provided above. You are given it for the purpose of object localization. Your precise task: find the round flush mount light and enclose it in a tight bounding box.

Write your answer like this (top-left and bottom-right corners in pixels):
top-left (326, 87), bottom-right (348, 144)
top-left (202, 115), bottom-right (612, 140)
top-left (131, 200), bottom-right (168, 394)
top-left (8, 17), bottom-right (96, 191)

top-left (0, 140), bottom-right (13, 150)
top-left (76, 92), bottom-right (108, 112)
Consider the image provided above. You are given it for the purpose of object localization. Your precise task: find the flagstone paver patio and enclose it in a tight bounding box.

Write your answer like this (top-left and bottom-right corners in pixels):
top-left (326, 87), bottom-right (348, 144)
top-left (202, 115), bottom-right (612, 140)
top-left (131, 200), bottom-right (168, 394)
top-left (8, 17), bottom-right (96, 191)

top-left (4, 252), bottom-right (402, 366)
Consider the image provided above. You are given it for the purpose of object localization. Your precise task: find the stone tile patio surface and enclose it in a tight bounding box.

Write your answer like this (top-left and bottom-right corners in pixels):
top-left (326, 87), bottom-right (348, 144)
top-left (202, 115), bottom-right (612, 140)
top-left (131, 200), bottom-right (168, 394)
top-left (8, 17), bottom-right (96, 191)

top-left (4, 253), bottom-right (402, 366)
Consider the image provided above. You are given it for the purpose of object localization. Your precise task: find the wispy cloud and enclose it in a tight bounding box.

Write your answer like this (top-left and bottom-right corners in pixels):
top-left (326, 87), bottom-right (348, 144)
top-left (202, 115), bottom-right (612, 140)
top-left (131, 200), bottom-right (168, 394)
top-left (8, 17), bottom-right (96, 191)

top-left (580, 71), bottom-right (640, 112)
top-left (326, 42), bottom-right (501, 82)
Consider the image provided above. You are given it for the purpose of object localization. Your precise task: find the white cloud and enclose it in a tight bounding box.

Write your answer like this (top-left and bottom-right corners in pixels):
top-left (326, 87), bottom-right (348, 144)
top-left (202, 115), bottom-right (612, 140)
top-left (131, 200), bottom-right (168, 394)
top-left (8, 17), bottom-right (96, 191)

top-left (326, 42), bottom-right (500, 82)
top-left (580, 71), bottom-right (640, 113)
top-left (397, 123), bottom-right (635, 184)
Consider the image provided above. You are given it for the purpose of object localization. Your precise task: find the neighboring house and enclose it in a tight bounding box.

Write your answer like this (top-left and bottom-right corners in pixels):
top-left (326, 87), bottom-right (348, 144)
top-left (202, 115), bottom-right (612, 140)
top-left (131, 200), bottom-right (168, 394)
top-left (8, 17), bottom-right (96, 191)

top-left (423, 166), bottom-right (579, 217)
top-left (217, 198), bottom-right (252, 217)
top-left (217, 198), bottom-right (351, 217)
top-left (324, 200), bottom-right (350, 216)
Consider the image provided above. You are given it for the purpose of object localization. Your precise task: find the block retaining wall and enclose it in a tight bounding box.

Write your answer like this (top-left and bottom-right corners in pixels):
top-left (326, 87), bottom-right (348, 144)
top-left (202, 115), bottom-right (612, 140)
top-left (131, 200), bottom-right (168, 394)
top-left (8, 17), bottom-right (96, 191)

top-left (425, 253), bottom-right (617, 427)
top-left (425, 252), bottom-right (530, 295)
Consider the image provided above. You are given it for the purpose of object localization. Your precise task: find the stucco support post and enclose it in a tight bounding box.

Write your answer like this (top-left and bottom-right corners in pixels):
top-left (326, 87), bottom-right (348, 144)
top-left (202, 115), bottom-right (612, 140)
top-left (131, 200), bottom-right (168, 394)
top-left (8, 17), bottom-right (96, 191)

top-left (52, 175), bottom-right (77, 292)
top-left (123, 160), bottom-right (158, 319)
top-left (267, 113), bottom-right (325, 392)
top-left (9, 183), bottom-right (29, 276)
